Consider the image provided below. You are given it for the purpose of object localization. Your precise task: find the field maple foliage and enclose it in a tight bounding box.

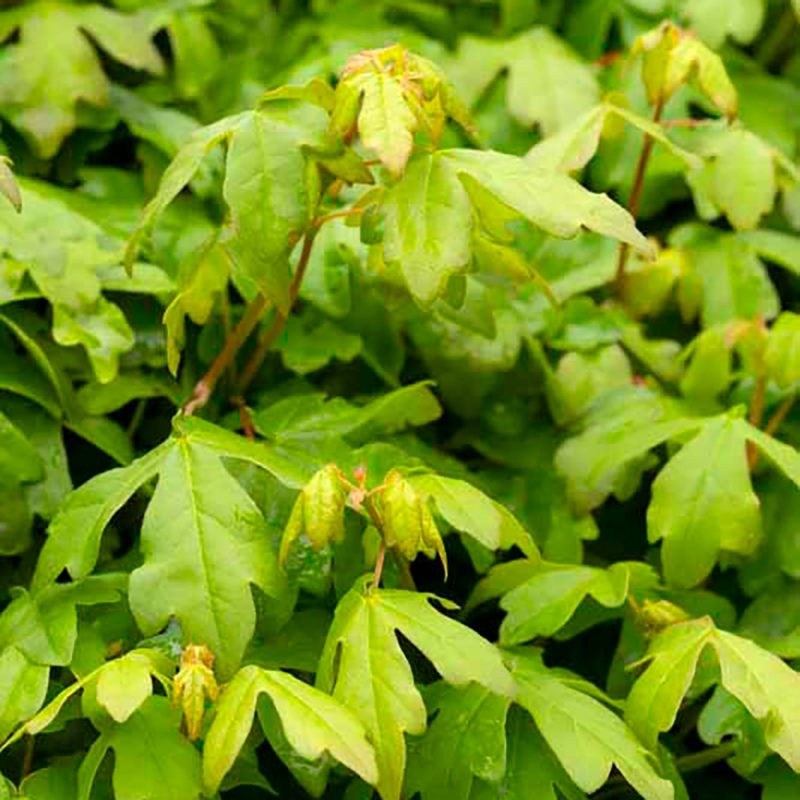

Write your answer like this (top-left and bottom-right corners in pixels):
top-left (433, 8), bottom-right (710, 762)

top-left (1, 1), bottom-right (800, 798)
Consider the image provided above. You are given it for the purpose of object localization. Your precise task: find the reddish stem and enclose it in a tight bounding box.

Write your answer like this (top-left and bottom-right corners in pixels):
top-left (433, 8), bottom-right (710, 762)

top-left (615, 97), bottom-right (666, 291)
top-left (182, 295), bottom-right (268, 416)
top-left (235, 230), bottom-right (317, 395)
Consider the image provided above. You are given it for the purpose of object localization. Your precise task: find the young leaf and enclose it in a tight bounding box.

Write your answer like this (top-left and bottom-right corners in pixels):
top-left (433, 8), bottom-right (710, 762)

top-left (509, 650), bottom-right (672, 800)
top-left (317, 581), bottom-right (513, 800)
top-left (648, 416), bottom-right (762, 588)
top-left (444, 149), bottom-right (651, 255)
top-left (202, 664), bottom-right (377, 794)
top-left (344, 69), bottom-right (417, 178)
top-left (632, 22), bottom-right (737, 117)
top-left (379, 148), bottom-right (650, 305)
top-left (128, 439), bottom-right (284, 678)
top-left (711, 629), bottom-right (800, 770)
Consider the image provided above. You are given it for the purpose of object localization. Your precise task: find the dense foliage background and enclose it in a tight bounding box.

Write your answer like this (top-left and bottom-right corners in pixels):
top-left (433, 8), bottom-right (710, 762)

top-left (2, 0), bottom-right (800, 797)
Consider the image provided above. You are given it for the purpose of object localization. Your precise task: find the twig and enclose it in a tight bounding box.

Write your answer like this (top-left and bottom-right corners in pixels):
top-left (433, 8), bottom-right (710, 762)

top-left (371, 542), bottom-right (386, 590)
top-left (311, 207), bottom-right (364, 227)
top-left (673, 741), bottom-right (736, 774)
top-left (231, 396), bottom-right (256, 440)
top-left (182, 295), bottom-right (268, 416)
top-left (765, 394), bottom-right (796, 437)
top-left (615, 97), bottom-right (665, 291)
top-left (750, 394), bottom-right (796, 470)
top-left (235, 230), bottom-right (317, 395)
top-left (21, 734), bottom-right (34, 780)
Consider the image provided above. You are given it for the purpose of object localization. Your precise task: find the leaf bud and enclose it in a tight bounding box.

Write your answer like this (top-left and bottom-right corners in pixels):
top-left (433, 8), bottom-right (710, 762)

top-left (172, 644), bottom-right (218, 741)
top-left (280, 464), bottom-right (346, 565)
top-left (381, 469), bottom-right (447, 576)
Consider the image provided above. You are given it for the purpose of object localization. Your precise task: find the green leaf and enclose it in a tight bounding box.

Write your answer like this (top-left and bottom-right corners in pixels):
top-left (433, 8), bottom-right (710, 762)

top-left (554, 387), bottom-right (701, 513)
top-left (379, 148), bottom-right (649, 305)
top-left (688, 129), bottom-right (777, 231)
top-left (679, 0), bottom-right (765, 48)
top-left (317, 581), bottom-right (513, 800)
top-left (95, 652), bottom-right (156, 723)
top-left (223, 107), bottom-right (326, 313)
top-left (470, 706), bottom-right (586, 800)
top-left (254, 382), bottom-right (441, 446)
top-left (0, 158), bottom-right (21, 213)
top-left (21, 756), bottom-right (81, 799)
top-left (449, 29), bottom-right (599, 135)
top-left (32, 439), bottom-right (172, 591)
top-left (711, 628), bottom-right (800, 770)
top-left (765, 312), bottom-right (800, 389)
top-left (174, 415), bottom-right (310, 488)
top-left (509, 650), bottom-right (672, 800)
top-left (128, 439), bottom-right (284, 678)
top-left (0, 180), bottom-right (141, 382)
top-left (0, 409), bottom-right (43, 486)
top-left (405, 683), bottom-right (510, 800)
top-left (408, 474), bottom-right (538, 558)
top-left (648, 416), bottom-right (762, 588)
top-left (77, 697), bottom-right (202, 800)
top-left (277, 312), bottom-right (362, 375)
top-left (125, 114), bottom-right (241, 269)
top-left (0, 576), bottom-right (124, 667)
top-left (202, 664), bottom-right (377, 794)
top-left (526, 102), bottom-right (701, 173)
top-left (445, 149), bottom-right (651, 255)
top-left (669, 224), bottom-right (779, 327)
top-left (627, 617), bottom-right (800, 770)
top-left (52, 299), bottom-right (134, 385)
top-left (381, 153), bottom-right (472, 306)
top-left (0, 3), bottom-right (163, 157)
top-left (0, 646), bottom-right (49, 742)
top-left (625, 618), bottom-right (716, 749)
top-left (162, 235), bottom-right (230, 375)
top-left (499, 562), bottom-right (633, 645)
top-left (697, 686), bottom-right (768, 774)
top-left (740, 422), bottom-right (800, 488)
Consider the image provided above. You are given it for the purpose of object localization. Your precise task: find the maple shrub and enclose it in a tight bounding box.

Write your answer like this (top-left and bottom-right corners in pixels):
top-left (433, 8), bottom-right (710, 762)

top-left (3, 0), bottom-right (800, 798)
